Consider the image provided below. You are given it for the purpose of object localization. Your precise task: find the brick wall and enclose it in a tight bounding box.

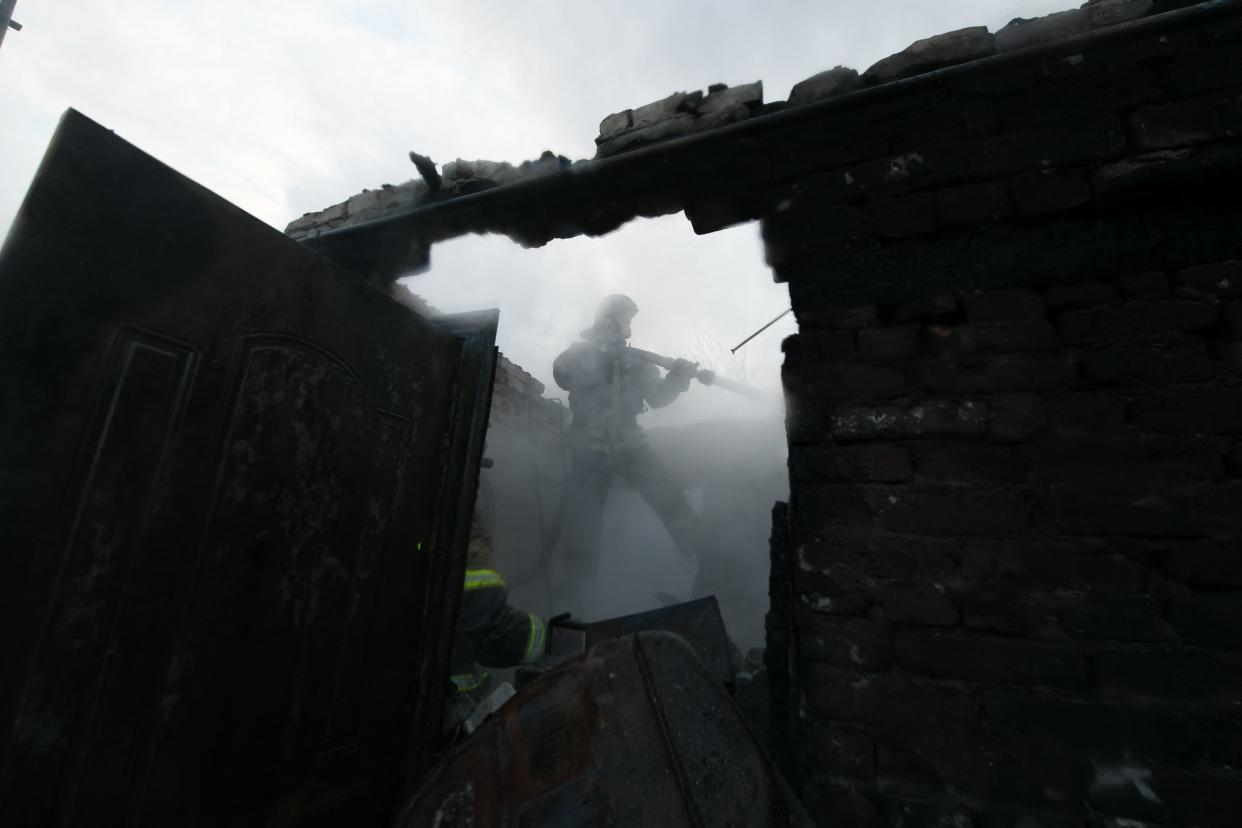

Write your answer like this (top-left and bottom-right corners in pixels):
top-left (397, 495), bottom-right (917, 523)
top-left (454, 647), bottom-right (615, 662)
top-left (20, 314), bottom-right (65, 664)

top-left (768, 6), bottom-right (1242, 825)
top-left (291, 1), bottom-right (1242, 822)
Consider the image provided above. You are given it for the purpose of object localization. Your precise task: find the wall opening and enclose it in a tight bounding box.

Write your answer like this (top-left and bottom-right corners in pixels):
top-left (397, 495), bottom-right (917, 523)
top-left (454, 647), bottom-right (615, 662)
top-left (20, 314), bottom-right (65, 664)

top-left (400, 214), bottom-right (795, 650)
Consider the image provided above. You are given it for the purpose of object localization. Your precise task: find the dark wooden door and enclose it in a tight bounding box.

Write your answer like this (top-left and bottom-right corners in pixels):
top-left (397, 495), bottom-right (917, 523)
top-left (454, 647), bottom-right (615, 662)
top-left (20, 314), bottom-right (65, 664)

top-left (0, 110), bottom-right (494, 826)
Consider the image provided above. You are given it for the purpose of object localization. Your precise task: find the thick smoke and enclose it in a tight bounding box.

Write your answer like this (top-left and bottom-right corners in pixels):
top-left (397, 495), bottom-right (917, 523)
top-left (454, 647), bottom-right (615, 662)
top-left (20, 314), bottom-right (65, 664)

top-left (407, 216), bottom-right (795, 652)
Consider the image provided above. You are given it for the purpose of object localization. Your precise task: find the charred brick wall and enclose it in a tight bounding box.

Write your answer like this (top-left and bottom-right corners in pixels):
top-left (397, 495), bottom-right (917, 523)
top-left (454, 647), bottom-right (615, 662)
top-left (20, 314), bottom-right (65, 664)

top-left (292, 2), bottom-right (1242, 823)
top-left (769, 10), bottom-right (1242, 827)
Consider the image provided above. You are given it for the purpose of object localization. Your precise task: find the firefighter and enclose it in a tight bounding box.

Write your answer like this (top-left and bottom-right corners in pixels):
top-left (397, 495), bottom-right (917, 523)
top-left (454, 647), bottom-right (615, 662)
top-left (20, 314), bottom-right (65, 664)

top-left (552, 294), bottom-right (703, 580)
top-left (449, 518), bottom-right (547, 699)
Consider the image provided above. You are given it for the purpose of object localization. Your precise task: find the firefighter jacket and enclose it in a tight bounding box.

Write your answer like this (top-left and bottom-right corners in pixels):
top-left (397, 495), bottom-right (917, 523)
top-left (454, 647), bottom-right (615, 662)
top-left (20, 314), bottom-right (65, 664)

top-left (553, 341), bottom-right (693, 450)
top-left (451, 521), bottom-right (546, 694)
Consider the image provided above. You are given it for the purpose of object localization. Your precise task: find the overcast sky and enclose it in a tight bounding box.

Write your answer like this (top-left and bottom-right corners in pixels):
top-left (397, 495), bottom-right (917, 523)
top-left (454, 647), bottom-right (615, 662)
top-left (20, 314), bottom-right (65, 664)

top-left (1, 0), bottom-right (1071, 424)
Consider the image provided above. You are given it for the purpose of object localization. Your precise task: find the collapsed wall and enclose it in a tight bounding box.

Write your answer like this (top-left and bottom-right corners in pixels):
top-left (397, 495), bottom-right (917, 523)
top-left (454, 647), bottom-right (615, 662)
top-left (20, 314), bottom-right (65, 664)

top-left (291, 1), bottom-right (1242, 823)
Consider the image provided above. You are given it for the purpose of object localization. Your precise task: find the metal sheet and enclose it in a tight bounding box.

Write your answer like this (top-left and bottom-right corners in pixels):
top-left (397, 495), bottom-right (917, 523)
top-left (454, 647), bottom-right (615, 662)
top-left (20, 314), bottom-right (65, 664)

top-left (582, 595), bottom-right (736, 685)
top-left (397, 631), bottom-right (812, 827)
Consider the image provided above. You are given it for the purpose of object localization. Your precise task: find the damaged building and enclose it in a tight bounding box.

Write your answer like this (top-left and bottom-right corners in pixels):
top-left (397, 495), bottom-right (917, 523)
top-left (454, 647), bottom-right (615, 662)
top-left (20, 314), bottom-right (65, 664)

top-left (2, 0), bottom-right (1241, 824)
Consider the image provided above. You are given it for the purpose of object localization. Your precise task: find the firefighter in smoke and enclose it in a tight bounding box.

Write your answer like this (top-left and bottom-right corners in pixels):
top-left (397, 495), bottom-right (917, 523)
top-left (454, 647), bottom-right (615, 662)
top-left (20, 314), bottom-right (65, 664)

top-left (552, 294), bottom-right (703, 579)
top-left (449, 516), bottom-right (547, 703)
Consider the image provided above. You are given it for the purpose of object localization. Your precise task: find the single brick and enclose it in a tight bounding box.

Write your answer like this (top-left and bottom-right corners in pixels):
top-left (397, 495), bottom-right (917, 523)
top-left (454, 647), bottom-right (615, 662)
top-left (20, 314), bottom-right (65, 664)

top-left (800, 722), bottom-right (876, 780)
top-left (1009, 171), bottom-right (1092, 215)
top-left (915, 354), bottom-right (1078, 394)
top-left (831, 400), bottom-right (989, 441)
top-left (989, 393), bottom-right (1048, 443)
top-left (923, 320), bottom-right (1059, 356)
top-left (794, 330), bottom-right (857, 361)
top-left (1036, 479), bottom-right (1242, 536)
top-left (805, 664), bottom-right (978, 736)
top-left (1117, 270), bottom-right (1170, 300)
top-left (797, 303), bottom-right (881, 331)
top-left (857, 325), bottom-right (919, 362)
top-left (911, 442), bottom-right (1026, 483)
top-left (1096, 646), bottom-right (1242, 702)
top-left (868, 195), bottom-right (938, 238)
top-left (1178, 260), bottom-right (1242, 299)
top-left (876, 584), bottom-right (960, 626)
top-left (1051, 594), bottom-right (1171, 642)
top-left (936, 181), bottom-right (1012, 224)
top-left (796, 363), bottom-right (906, 403)
top-left (1043, 396), bottom-right (1128, 438)
top-left (1132, 98), bottom-right (1223, 150)
top-left (891, 294), bottom-right (959, 323)
top-left (1169, 597), bottom-right (1242, 648)
top-left (797, 611), bottom-right (892, 670)
top-left (997, 542), bottom-right (1147, 591)
top-left (894, 627), bottom-right (1090, 688)
top-left (1058, 300), bottom-right (1217, 343)
top-left (1130, 388), bottom-right (1242, 433)
top-left (789, 444), bottom-right (913, 483)
top-left (794, 483), bottom-right (875, 530)
top-left (963, 289), bottom-right (1046, 321)
top-left (1160, 543), bottom-right (1242, 588)
top-left (1080, 341), bottom-right (1213, 386)
top-left (877, 490), bottom-right (1028, 536)
top-left (1046, 282), bottom-right (1118, 311)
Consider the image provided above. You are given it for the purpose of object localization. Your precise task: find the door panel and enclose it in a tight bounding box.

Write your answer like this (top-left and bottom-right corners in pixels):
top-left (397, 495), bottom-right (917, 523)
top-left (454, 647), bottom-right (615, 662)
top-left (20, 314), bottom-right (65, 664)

top-left (0, 109), bottom-right (492, 826)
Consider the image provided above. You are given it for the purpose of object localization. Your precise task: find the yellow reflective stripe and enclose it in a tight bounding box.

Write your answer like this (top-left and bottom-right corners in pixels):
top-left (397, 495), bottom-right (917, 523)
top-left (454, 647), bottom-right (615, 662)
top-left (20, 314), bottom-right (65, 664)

top-left (452, 672), bottom-right (488, 693)
top-left (463, 569), bottom-right (506, 591)
top-left (522, 613), bottom-right (546, 664)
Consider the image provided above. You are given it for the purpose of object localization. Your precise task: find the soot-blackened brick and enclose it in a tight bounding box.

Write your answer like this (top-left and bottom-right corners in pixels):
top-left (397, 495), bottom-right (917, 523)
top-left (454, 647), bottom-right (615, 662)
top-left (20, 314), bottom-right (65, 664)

top-left (800, 722), bottom-right (876, 781)
top-left (1117, 270), bottom-right (1170, 300)
top-left (877, 584), bottom-right (960, 626)
top-left (1009, 171), bottom-right (1092, 215)
top-left (894, 627), bottom-right (1090, 688)
top-left (789, 444), bottom-right (913, 483)
top-left (997, 542), bottom-right (1148, 592)
top-left (1045, 281), bottom-right (1118, 310)
top-left (891, 294), bottom-right (959, 323)
top-left (1130, 388), bottom-right (1242, 433)
top-left (794, 330), bottom-right (856, 362)
top-left (1043, 396), bottom-right (1128, 438)
top-left (1036, 479), bottom-right (1242, 537)
top-left (805, 665), bottom-right (978, 737)
top-left (877, 490), bottom-right (1028, 537)
top-left (963, 289), bottom-right (1046, 321)
top-left (911, 441), bottom-right (1026, 483)
top-left (797, 611), bottom-right (892, 670)
top-left (915, 354), bottom-right (1078, 394)
top-left (794, 483), bottom-right (875, 529)
top-left (1161, 543), bottom-right (1242, 589)
top-left (1178, 260), bottom-right (1242, 299)
top-left (1051, 594), bottom-right (1170, 642)
top-left (1096, 646), bottom-right (1242, 702)
top-left (868, 195), bottom-right (938, 239)
top-left (1132, 98), bottom-right (1225, 150)
top-left (1081, 340), bottom-right (1213, 387)
top-left (1059, 299), bottom-right (1218, 343)
top-left (989, 393), bottom-right (1047, 443)
top-left (936, 181), bottom-right (1012, 224)
top-left (796, 303), bottom-right (880, 331)
top-left (857, 325), bottom-right (919, 362)
top-left (831, 400), bottom-right (989, 441)
top-left (796, 363), bottom-right (906, 402)
top-left (1169, 597), bottom-right (1242, 649)
top-left (981, 693), bottom-right (1234, 766)
top-left (923, 319), bottom-right (1059, 356)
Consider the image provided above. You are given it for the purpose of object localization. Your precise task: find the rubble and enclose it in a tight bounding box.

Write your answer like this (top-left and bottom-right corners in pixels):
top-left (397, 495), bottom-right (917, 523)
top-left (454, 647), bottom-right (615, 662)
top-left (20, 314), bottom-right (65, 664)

top-left (861, 26), bottom-right (996, 84)
top-left (594, 82), bottom-right (764, 158)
